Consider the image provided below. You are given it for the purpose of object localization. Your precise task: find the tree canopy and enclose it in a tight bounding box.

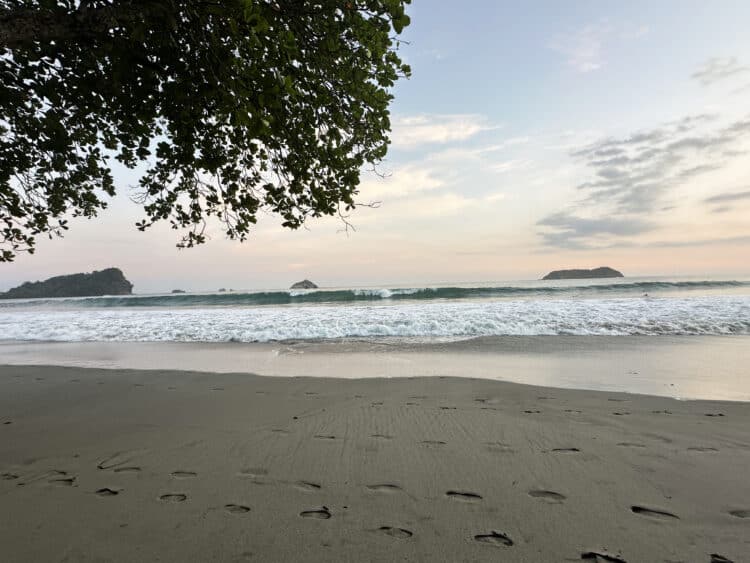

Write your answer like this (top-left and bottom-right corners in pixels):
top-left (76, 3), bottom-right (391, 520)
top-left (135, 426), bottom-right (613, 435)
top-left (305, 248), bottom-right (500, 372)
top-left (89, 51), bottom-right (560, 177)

top-left (0, 0), bottom-right (411, 261)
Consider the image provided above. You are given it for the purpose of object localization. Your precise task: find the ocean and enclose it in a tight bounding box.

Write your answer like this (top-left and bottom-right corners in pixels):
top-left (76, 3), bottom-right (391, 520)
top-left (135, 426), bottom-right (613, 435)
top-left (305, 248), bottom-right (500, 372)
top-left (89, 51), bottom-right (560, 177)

top-left (1, 276), bottom-right (749, 343)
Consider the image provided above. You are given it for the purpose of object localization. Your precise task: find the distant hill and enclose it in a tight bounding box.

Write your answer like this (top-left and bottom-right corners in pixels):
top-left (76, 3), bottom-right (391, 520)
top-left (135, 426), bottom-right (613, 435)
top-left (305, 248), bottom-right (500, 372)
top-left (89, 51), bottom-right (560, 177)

top-left (542, 267), bottom-right (624, 280)
top-left (0, 268), bottom-right (133, 299)
top-left (290, 279), bottom-right (318, 289)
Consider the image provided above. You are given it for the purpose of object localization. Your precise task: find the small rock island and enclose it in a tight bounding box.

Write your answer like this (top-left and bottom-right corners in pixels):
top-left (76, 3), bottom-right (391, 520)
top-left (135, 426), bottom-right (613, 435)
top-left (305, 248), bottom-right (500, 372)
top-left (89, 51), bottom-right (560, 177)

top-left (290, 279), bottom-right (318, 289)
top-left (542, 267), bottom-right (624, 280)
top-left (0, 268), bottom-right (134, 299)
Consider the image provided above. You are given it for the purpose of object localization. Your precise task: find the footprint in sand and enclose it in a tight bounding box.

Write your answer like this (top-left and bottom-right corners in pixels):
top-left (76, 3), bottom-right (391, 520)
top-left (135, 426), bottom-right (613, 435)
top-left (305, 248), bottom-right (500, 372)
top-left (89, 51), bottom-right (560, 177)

top-left (439, 406), bottom-right (457, 410)
top-left (565, 409), bottom-right (582, 414)
top-left (446, 490), bottom-right (482, 501)
top-left (630, 505), bottom-right (679, 520)
top-left (2, 472), bottom-right (19, 480)
top-left (225, 504), bottom-right (250, 514)
top-left (295, 481), bottom-right (322, 492)
top-left (238, 468), bottom-right (267, 478)
top-left (704, 413), bottom-right (725, 417)
top-left (2, 421), bottom-right (12, 425)
top-left (366, 484), bottom-right (403, 494)
top-left (377, 526), bottom-right (413, 539)
top-left (613, 412), bottom-right (631, 416)
top-left (300, 506), bottom-right (331, 519)
top-left (159, 493), bottom-right (187, 503)
top-left (651, 410), bottom-right (672, 415)
top-left (617, 442), bottom-right (646, 448)
top-left (313, 434), bottom-right (337, 440)
top-left (687, 446), bottom-right (718, 452)
top-left (95, 488), bottom-right (120, 497)
top-left (581, 551), bottom-right (627, 562)
top-left (728, 509), bottom-right (750, 518)
top-left (97, 450), bottom-right (146, 471)
top-left (50, 476), bottom-right (76, 486)
top-left (421, 440), bottom-right (446, 446)
top-left (523, 409), bottom-right (541, 414)
top-left (171, 471), bottom-right (197, 479)
top-left (113, 466), bottom-right (141, 474)
top-left (710, 555), bottom-right (734, 563)
top-left (550, 448), bottom-right (580, 453)
top-left (642, 433), bottom-right (672, 444)
top-left (485, 442), bottom-right (515, 453)
top-left (474, 531), bottom-right (513, 547)
top-left (528, 490), bottom-right (566, 504)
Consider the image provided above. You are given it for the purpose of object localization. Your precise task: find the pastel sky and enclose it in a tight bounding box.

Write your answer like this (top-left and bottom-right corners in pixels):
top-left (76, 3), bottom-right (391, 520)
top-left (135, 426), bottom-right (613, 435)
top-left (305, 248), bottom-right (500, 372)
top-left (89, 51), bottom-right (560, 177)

top-left (4, 0), bottom-right (750, 292)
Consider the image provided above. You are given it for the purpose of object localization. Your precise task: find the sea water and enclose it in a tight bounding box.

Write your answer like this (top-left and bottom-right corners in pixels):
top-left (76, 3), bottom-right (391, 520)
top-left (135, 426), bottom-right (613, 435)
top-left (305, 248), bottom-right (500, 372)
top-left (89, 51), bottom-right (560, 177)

top-left (1, 277), bottom-right (749, 343)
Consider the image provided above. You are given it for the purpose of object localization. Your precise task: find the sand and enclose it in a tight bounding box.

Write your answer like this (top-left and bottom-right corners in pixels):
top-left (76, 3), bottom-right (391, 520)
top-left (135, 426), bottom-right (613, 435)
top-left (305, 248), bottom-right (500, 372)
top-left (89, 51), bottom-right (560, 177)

top-left (1, 364), bottom-right (748, 562)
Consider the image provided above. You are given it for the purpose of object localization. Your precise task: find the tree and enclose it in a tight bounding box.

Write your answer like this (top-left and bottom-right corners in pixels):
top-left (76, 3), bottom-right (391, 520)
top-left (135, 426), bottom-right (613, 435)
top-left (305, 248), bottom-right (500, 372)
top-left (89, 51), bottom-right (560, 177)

top-left (0, 0), bottom-right (411, 261)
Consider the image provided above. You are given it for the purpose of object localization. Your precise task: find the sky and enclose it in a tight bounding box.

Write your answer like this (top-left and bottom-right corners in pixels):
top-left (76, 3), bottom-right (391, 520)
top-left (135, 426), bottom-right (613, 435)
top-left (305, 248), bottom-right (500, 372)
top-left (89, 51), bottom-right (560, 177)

top-left (4, 0), bottom-right (750, 292)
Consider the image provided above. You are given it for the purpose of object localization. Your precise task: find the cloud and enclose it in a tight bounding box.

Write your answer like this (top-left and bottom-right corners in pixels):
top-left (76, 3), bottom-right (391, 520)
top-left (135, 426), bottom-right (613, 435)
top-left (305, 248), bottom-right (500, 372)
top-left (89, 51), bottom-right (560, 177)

top-left (490, 159), bottom-right (532, 173)
top-left (642, 235), bottom-right (750, 248)
top-left (570, 115), bottom-right (750, 213)
top-left (704, 188), bottom-right (750, 213)
top-left (621, 25), bottom-right (650, 40)
top-left (484, 192), bottom-right (507, 203)
top-left (704, 189), bottom-right (750, 204)
top-left (549, 21), bottom-right (649, 74)
top-left (537, 212), bottom-right (655, 249)
top-left (692, 57), bottom-right (750, 86)
top-left (390, 114), bottom-right (496, 148)
top-left (357, 165), bottom-right (444, 200)
top-left (549, 22), bottom-right (613, 73)
top-left (538, 114), bottom-right (750, 248)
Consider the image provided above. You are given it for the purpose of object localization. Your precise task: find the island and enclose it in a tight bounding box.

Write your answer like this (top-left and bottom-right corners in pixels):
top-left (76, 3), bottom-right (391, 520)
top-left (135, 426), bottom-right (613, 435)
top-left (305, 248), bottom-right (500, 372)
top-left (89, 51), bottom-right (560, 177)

top-left (542, 267), bottom-right (624, 280)
top-left (171, 289), bottom-right (186, 294)
top-left (290, 279), bottom-right (318, 289)
top-left (0, 268), bottom-right (134, 299)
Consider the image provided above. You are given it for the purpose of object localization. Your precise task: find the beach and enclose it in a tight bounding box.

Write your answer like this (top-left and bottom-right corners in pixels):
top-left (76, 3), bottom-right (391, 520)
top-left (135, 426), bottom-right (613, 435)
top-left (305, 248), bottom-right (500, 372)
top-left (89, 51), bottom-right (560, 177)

top-left (2, 362), bottom-right (749, 562)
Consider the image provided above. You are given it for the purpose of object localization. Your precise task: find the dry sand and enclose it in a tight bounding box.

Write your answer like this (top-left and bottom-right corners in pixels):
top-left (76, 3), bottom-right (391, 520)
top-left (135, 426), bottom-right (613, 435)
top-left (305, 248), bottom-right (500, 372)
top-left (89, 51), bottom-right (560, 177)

top-left (1, 364), bottom-right (748, 562)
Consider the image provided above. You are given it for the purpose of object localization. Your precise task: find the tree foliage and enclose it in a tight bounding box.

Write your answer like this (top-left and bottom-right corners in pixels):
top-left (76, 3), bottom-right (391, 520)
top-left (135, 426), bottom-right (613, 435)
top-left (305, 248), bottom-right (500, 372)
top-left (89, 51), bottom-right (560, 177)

top-left (0, 0), bottom-right (411, 261)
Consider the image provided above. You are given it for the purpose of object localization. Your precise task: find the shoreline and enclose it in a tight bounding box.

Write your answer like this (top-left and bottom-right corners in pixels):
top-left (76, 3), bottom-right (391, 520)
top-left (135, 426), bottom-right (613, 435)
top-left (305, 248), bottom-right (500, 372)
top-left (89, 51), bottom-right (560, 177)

top-left (1, 364), bottom-right (748, 562)
top-left (2, 335), bottom-right (750, 401)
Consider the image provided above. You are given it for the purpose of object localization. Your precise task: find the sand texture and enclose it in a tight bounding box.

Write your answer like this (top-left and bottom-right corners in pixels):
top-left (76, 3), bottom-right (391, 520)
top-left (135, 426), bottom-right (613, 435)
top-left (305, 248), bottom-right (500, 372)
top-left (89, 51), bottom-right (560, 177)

top-left (1, 365), bottom-right (749, 562)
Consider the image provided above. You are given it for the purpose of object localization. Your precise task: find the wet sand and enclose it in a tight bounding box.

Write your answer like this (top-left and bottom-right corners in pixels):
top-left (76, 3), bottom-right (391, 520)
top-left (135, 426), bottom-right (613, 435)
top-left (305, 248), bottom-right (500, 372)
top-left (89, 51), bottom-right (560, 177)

top-left (1, 364), bottom-right (749, 562)
top-left (2, 335), bottom-right (750, 400)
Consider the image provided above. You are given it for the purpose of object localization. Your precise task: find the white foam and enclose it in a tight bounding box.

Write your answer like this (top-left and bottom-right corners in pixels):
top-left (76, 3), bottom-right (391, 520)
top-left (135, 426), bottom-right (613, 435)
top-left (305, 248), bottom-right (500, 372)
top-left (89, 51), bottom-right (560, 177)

top-left (0, 295), bottom-right (748, 342)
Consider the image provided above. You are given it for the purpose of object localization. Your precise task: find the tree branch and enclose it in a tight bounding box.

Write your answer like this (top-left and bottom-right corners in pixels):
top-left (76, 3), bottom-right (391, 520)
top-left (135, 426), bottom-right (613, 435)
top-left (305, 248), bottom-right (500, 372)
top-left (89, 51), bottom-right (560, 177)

top-left (0, 2), bottom-right (142, 50)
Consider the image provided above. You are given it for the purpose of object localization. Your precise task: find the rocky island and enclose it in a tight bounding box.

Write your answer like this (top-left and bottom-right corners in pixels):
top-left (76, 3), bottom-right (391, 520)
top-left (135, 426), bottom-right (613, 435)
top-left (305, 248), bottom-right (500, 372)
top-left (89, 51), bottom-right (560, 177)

top-left (0, 268), bottom-right (133, 299)
top-left (542, 267), bottom-right (624, 280)
top-left (290, 279), bottom-right (318, 289)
